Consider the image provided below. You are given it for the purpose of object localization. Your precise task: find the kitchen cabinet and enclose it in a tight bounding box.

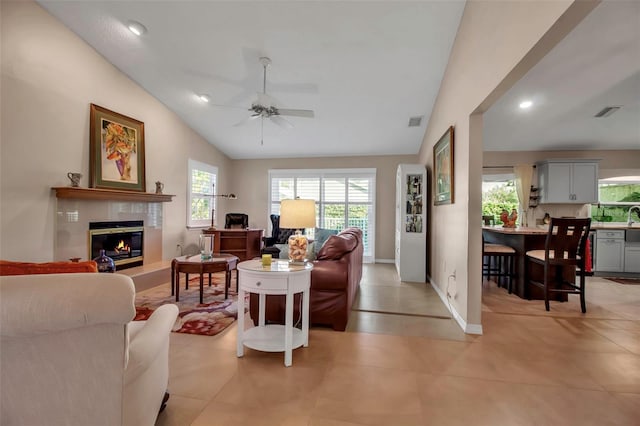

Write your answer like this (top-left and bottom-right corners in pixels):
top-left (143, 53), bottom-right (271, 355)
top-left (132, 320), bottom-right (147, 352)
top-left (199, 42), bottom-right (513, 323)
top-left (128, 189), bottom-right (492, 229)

top-left (595, 230), bottom-right (624, 272)
top-left (395, 164), bottom-right (426, 282)
top-left (624, 244), bottom-right (640, 273)
top-left (536, 160), bottom-right (599, 204)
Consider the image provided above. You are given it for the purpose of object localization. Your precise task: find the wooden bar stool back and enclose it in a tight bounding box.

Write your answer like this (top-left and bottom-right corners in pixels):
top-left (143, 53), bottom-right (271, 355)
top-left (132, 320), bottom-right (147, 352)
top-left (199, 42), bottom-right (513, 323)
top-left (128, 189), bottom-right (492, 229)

top-left (525, 217), bottom-right (591, 312)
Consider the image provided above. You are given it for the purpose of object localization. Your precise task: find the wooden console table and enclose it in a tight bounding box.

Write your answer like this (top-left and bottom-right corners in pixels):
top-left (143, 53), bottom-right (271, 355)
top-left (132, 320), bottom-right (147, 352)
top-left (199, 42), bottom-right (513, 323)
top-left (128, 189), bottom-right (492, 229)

top-left (202, 228), bottom-right (264, 261)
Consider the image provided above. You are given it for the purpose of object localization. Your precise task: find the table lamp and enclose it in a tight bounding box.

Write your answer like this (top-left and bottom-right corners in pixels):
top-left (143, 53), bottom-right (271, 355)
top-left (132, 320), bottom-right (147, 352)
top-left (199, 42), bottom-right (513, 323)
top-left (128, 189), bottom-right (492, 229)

top-left (279, 199), bottom-right (316, 264)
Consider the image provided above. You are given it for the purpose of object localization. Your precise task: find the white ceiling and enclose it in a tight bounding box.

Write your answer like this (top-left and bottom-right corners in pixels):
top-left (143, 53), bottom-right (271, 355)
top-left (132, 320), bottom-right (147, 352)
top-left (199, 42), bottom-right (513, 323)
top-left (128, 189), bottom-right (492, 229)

top-left (37, 0), bottom-right (466, 159)
top-left (484, 1), bottom-right (640, 152)
top-left (36, 1), bottom-right (640, 159)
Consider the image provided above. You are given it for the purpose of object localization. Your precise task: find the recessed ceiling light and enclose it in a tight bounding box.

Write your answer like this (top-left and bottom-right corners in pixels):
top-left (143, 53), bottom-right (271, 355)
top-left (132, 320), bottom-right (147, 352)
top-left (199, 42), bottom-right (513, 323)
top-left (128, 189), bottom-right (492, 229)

top-left (127, 20), bottom-right (147, 36)
top-left (519, 100), bottom-right (533, 109)
top-left (199, 94), bottom-right (211, 103)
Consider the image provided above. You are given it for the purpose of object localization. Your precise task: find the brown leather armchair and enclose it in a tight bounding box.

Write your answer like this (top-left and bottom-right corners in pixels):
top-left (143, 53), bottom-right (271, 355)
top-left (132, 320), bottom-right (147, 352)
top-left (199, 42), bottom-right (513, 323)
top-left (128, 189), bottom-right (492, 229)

top-left (249, 227), bottom-right (363, 331)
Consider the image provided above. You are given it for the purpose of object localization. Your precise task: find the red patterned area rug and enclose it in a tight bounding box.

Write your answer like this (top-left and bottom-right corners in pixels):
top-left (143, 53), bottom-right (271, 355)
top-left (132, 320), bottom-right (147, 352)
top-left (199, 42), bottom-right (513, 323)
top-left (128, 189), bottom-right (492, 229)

top-left (134, 273), bottom-right (241, 336)
top-left (604, 277), bottom-right (640, 285)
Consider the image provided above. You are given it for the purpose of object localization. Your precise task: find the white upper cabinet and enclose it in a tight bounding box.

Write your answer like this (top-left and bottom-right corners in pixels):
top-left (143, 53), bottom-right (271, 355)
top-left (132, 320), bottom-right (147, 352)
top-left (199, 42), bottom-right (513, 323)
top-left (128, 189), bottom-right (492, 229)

top-left (536, 159), bottom-right (599, 204)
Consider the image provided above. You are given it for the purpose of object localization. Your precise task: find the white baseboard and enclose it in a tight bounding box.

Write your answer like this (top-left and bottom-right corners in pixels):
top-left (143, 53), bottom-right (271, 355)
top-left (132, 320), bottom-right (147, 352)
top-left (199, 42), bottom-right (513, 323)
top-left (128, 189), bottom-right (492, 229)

top-left (374, 258), bottom-right (395, 264)
top-left (428, 275), bottom-right (483, 335)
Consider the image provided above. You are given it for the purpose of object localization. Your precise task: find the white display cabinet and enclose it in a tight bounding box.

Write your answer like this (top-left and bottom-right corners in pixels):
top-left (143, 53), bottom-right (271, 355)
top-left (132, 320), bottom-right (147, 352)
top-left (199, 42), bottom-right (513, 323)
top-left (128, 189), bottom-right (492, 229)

top-left (395, 164), bottom-right (427, 282)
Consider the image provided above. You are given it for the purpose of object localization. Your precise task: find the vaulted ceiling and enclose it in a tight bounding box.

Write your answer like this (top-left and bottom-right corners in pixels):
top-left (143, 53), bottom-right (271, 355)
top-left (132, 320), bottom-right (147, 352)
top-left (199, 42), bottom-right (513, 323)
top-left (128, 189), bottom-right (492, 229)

top-left (38, 1), bottom-right (639, 160)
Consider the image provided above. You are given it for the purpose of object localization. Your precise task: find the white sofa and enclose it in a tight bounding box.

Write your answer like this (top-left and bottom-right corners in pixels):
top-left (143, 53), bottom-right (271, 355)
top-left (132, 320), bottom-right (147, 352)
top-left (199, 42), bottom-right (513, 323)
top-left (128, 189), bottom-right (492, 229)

top-left (0, 272), bottom-right (178, 426)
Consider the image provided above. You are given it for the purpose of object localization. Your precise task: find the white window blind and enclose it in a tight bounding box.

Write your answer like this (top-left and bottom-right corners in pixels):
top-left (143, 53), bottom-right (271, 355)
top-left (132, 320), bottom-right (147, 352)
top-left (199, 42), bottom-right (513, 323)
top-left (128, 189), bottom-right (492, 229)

top-left (187, 159), bottom-right (217, 228)
top-left (268, 168), bottom-right (376, 262)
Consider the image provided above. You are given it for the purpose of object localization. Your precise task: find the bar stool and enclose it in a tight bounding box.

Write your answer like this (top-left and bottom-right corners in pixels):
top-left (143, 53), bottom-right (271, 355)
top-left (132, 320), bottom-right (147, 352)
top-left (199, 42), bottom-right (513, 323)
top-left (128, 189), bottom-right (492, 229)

top-left (525, 217), bottom-right (591, 312)
top-left (483, 237), bottom-right (516, 293)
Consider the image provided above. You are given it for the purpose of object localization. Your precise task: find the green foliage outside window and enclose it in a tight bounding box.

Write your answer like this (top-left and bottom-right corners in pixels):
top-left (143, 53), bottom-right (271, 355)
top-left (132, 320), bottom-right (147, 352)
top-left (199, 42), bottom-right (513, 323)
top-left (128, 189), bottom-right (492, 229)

top-left (591, 183), bottom-right (640, 223)
top-left (191, 198), bottom-right (211, 220)
top-left (482, 181), bottom-right (519, 221)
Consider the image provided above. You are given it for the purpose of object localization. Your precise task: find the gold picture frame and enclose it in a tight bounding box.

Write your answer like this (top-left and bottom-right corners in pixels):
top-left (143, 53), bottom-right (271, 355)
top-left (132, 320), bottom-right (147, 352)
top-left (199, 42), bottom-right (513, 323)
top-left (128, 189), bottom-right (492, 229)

top-left (89, 104), bottom-right (146, 192)
top-left (433, 126), bottom-right (454, 205)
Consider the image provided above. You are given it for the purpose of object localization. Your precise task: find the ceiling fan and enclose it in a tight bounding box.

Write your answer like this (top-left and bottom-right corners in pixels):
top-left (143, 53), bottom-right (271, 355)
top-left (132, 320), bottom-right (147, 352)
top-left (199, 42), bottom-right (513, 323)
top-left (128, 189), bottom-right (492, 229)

top-left (235, 57), bottom-right (314, 145)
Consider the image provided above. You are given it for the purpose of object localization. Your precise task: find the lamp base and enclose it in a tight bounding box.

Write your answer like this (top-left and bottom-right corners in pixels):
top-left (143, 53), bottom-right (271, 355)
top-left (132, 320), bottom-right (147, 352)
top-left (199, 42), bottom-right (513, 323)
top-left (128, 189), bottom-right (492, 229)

top-left (287, 233), bottom-right (308, 263)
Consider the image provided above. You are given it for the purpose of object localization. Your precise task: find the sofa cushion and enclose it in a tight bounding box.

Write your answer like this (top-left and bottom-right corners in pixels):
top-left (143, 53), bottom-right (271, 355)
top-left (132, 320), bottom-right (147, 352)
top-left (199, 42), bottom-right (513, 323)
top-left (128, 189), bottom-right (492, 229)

top-left (0, 260), bottom-right (98, 276)
top-left (316, 232), bottom-right (358, 260)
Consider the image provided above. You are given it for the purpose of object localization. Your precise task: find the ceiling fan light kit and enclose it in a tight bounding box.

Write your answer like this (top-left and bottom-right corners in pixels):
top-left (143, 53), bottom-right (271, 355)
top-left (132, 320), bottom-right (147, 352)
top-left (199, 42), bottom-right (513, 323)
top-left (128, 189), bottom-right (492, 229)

top-left (233, 56), bottom-right (315, 145)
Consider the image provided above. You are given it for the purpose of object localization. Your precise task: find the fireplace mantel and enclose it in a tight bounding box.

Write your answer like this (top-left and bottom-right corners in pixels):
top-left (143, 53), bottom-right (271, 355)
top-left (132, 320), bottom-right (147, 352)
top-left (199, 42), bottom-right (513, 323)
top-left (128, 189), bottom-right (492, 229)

top-left (52, 187), bottom-right (174, 203)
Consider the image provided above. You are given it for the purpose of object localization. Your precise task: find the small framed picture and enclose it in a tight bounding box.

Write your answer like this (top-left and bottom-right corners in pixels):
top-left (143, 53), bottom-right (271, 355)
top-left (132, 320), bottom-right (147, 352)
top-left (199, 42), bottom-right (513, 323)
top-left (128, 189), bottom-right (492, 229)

top-left (433, 126), bottom-right (454, 205)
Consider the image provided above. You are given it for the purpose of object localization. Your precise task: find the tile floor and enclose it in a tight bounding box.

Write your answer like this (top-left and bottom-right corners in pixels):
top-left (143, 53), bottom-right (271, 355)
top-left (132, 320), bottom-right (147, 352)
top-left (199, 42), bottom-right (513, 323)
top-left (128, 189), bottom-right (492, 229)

top-left (156, 264), bottom-right (640, 426)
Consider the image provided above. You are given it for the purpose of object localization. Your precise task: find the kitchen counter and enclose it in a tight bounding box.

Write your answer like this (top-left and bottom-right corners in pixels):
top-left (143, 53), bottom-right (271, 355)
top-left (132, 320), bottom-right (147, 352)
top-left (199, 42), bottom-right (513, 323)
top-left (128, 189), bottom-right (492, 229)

top-left (483, 224), bottom-right (640, 232)
top-left (482, 225), bottom-right (548, 235)
top-left (591, 224), bottom-right (640, 230)
top-left (483, 227), bottom-right (568, 301)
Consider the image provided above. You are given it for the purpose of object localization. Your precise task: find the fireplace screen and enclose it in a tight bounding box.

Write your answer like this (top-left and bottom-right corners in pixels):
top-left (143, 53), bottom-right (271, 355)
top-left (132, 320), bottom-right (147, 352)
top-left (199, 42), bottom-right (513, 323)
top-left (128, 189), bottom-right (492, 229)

top-left (89, 221), bottom-right (143, 270)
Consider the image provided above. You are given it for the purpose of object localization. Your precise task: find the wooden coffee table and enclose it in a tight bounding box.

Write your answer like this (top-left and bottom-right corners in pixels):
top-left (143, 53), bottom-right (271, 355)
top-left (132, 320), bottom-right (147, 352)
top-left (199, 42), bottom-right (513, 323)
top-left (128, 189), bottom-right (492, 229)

top-left (171, 254), bottom-right (239, 303)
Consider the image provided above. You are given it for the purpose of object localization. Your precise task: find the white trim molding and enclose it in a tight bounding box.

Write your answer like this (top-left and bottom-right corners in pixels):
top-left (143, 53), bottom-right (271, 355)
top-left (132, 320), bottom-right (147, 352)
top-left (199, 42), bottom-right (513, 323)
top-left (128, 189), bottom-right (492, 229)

top-left (429, 276), bottom-right (483, 335)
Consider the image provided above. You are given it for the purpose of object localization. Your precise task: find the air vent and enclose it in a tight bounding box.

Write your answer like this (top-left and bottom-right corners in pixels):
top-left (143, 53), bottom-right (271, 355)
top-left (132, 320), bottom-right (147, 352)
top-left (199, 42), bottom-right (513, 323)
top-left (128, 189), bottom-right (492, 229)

top-left (594, 106), bottom-right (622, 118)
top-left (408, 116), bottom-right (423, 127)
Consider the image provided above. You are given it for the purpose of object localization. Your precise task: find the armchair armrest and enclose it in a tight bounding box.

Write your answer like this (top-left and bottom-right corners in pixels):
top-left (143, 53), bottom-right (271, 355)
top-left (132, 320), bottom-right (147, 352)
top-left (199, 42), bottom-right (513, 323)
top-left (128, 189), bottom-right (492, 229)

top-left (125, 304), bottom-right (178, 384)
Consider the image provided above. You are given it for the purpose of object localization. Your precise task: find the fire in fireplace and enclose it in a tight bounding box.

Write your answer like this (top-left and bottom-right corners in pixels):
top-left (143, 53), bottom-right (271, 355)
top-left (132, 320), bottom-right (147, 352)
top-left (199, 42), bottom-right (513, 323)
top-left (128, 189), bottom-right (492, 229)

top-left (89, 221), bottom-right (143, 270)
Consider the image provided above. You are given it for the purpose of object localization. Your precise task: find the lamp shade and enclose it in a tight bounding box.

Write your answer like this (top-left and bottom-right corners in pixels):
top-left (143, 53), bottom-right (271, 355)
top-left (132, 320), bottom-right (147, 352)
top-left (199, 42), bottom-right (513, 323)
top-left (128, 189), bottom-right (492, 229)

top-left (279, 199), bottom-right (316, 229)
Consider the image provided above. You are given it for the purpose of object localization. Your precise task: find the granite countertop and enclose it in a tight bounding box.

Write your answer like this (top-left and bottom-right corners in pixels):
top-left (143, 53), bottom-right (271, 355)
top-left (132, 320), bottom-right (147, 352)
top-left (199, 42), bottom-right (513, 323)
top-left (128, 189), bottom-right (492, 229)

top-left (482, 226), bottom-right (548, 235)
top-left (591, 224), bottom-right (640, 230)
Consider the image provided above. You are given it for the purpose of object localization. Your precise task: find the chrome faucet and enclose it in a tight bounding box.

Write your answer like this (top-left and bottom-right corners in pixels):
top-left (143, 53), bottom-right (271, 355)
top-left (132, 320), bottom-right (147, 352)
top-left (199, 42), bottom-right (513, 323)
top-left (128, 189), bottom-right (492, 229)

top-left (628, 205), bottom-right (640, 226)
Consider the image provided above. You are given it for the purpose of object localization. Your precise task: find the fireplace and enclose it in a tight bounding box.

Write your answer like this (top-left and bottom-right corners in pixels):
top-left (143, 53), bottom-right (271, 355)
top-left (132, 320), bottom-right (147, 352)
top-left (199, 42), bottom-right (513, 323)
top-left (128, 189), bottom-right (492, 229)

top-left (89, 221), bottom-right (143, 270)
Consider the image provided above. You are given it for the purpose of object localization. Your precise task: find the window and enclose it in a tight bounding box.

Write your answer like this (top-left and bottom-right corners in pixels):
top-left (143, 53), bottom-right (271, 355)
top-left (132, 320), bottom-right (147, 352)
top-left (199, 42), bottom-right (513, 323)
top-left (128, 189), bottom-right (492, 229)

top-left (187, 159), bottom-right (217, 228)
top-left (482, 173), bottom-right (519, 221)
top-left (269, 169), bottom-right (376, 263)
top-left (591, 176), bottom-right (640, 223)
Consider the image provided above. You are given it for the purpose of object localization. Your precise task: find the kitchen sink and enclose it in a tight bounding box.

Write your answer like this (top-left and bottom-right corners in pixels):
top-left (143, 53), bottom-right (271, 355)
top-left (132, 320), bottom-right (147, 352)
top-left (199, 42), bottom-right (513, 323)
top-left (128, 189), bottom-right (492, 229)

top-left (626, 229), bottom-right (640, 243)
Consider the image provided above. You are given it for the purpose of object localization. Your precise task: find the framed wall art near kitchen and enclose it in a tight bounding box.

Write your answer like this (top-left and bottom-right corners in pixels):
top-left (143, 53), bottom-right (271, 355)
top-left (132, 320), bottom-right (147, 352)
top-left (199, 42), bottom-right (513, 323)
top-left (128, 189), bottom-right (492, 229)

top-left (433, 126), bottom-right (454, 205)
top-left (89, 104), bottom-right (146, 192)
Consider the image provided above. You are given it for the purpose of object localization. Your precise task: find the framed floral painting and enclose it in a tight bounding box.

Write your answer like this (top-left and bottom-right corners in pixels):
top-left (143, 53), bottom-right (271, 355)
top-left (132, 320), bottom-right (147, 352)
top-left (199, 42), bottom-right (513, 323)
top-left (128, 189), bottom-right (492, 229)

top-left (89, 104), bottom-right (146, 192)
top-left (433, 126), bottom-right (454, 205)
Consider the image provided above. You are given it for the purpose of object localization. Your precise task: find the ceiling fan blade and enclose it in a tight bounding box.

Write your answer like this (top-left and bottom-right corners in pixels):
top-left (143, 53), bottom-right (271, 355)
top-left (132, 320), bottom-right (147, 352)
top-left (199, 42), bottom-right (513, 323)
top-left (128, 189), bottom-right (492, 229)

top-left (270, 115), bottom-right (294, 129)
top-left (233, 114), bottom-right (260, 127)
top-left (277, 108), bottom-right (315, 118)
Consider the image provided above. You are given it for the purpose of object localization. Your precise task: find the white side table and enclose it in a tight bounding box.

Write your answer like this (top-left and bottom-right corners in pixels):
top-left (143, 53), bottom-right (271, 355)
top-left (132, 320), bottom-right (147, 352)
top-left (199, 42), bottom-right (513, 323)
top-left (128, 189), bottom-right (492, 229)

top-left (236, 259), bottom-right (312, 367)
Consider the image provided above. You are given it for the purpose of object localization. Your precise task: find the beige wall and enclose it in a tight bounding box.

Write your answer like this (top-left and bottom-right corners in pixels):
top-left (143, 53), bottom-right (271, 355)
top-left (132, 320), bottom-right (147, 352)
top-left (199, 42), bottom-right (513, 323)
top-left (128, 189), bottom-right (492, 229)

top-left (417, 1), bottom-right (599, 331)
top-left (0, 1), bottom-right (232, 262)
top-left (229, 154), bottom-right (418, 261)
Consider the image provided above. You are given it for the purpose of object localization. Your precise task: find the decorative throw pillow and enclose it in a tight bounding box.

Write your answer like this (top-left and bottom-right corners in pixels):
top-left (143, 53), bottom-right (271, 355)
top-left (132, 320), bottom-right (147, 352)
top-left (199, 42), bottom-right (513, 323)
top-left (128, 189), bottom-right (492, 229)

top-left (312, 228), bottom-right (339, 258)
top-left (316, 232), bottom-right (358, 260)
top-left (0, 260), bottom-right (98, 276)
